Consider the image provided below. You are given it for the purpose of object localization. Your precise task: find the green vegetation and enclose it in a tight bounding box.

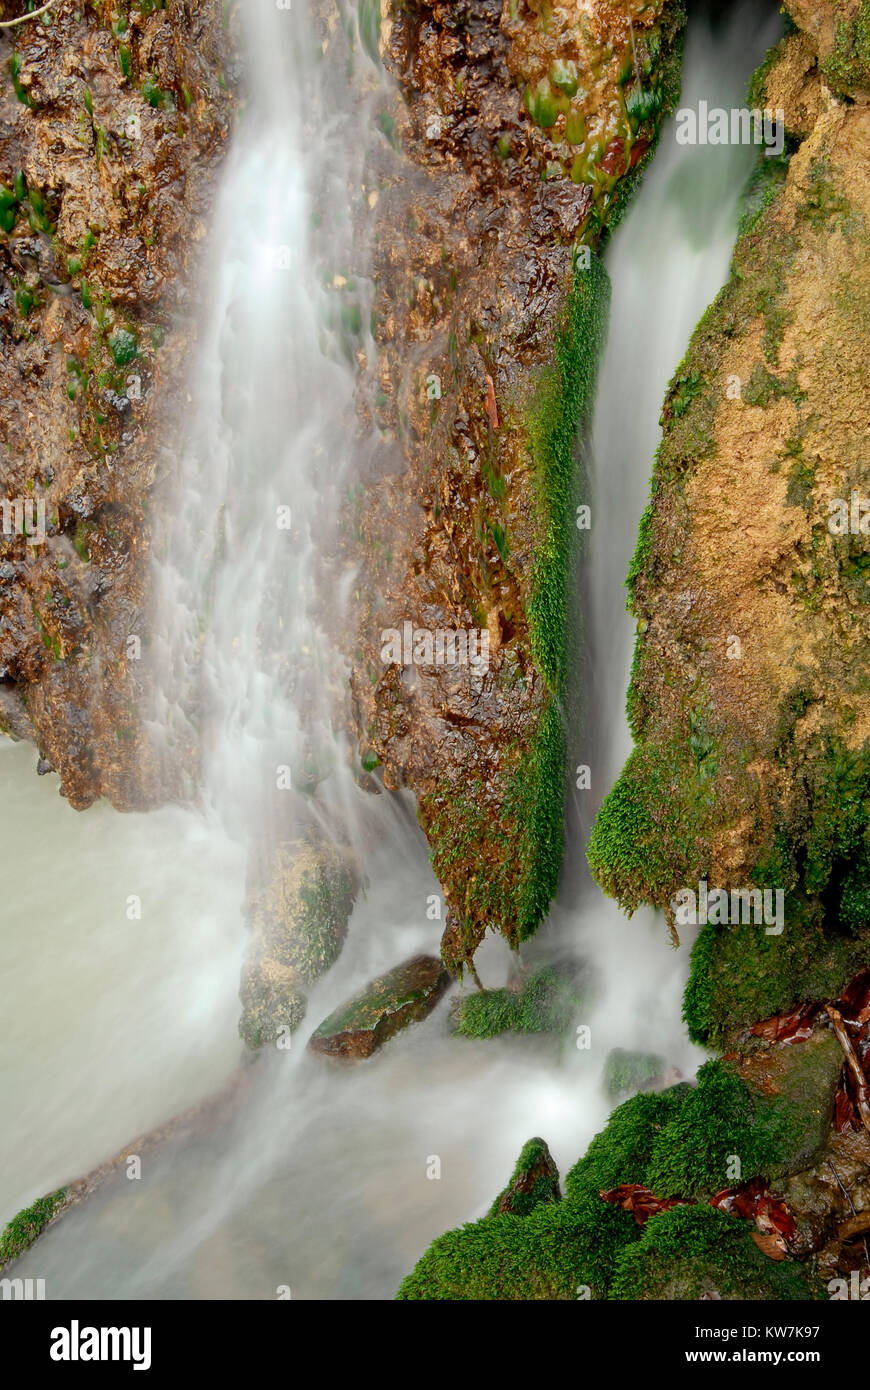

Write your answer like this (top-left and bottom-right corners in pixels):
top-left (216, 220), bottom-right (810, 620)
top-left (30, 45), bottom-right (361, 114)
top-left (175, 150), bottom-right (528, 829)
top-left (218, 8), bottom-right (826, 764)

top-left (527, 256), bottom-right (609, 696)
top-left (611, 1205), bottom-right (818, 1300)
top-left (0, 1189), bottom-right (67, 1267)
top-left (603, 1047), bottom-right (664, 1098)
top-left (399, 1051), bottom-right (832, 1297)
top-left (396, 1195), bottom-right (636, 1300)
top-left (451, 963), bottom-right (585, 1038)
top-left (488, 1137), bottom-right (561, 1217)
top-left (821, 2), bottom-right (870, 97)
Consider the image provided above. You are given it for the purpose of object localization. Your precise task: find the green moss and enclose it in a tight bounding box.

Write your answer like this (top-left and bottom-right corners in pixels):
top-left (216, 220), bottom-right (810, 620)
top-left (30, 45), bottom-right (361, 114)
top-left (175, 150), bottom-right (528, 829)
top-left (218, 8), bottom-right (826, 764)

top-left (488, 1137), bottom-right (561, 1217)
top-left (451, 963), bottom-right (585, 1038)
top-left (610, 1204), bottom-right (819, 1300)
top-left (565, 1085), bottom-right (691, 1199)
top-left (645, 1060), bottom-right (803, 1198)
top-left (683, 737), bottom-right (870, 1045)
top-left (586, 738), bottom-right (712, 917)
top-left (821, 2), bottom-right (870, 97)
top-left (108, 328), bottom-right (138, 367)
top-left (422, 699), bottom-right (567, 963)
top-left (0, 1189), bottom-right (67, 1267)
top-left (396, 1195), bottom-right (636, 1301)
top-left (603, 1047), bottom-right (665, 1099)
top-left (527, 256), bottom-right (609, 696)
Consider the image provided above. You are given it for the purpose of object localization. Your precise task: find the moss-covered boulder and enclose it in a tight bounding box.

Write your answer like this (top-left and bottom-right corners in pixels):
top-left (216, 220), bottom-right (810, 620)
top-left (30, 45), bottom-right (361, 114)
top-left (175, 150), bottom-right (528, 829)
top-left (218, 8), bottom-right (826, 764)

top-left (450, 962), bottom-right (587, 1039)
top-left (397, 1195), bottom-right (636, 1301)
top-left (308, 955), bottom-right (451, 1061)
top-left (488, 1137), bottom-right (562, 1218)
top-left (610, 1204), bottom-right (819, 1300)
top-left (603, 1048), bottom-right (668, 1099)
top-left (239, 839), bottom-right (358, 1051)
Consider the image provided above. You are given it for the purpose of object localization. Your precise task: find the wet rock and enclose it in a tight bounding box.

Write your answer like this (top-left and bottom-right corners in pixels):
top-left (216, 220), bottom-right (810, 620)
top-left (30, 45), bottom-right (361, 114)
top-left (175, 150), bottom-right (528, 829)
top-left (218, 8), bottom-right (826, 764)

top-left (238, 838), bottom-right (359, 1052)
top-left (308, 955), bottom-right (451, 1061)
top-left (603, 1047), bottom-right (669, 1100)
top-left (349, 0), bottom-right (686, 973)
top-left (489, 1137), bottom-right (561, 1218)
top-left (0, 0), bottom-right (237, 808)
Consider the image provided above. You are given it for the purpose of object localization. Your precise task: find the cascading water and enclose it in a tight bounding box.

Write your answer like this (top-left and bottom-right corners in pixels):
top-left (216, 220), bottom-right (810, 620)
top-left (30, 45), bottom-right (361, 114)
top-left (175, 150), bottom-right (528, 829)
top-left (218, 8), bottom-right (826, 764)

top-left (5, 0), bottom-right (782, 1298)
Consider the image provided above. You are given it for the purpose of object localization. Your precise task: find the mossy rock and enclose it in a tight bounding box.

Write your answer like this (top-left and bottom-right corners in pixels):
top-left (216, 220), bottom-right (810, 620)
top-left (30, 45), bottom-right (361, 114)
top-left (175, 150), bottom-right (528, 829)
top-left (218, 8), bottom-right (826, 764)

top-left (246, 839), bottom-right (358, 987)
top-left (239, 838), bottom-right (358, 1051)
top-left (610, 1204), bottom-right (819, 1300)
top-left (488, 1137), bottom-right (562, 1218)
top-left (603, 1047), bottom-right (667, 1099)
top-left (0, 1189), bottom-right (67, 1270)
top-left (450, 962), bottom-right (587, 1039)
top-left (238, 961), bottom-right (307, 1051)
top-left (396, 1194), bottom-right (636, 1301)
top-left (565, 1084), bottom-right (692, 1200)
top-left (569, 1042), bottom-right (839, 1206)
top-left (308, 954), bottom-right (451, 1060)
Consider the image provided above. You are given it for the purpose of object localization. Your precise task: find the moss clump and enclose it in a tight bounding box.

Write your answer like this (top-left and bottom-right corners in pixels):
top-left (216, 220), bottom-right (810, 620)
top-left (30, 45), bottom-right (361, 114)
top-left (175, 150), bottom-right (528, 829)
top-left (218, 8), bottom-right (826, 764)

top-left (396, 1195), bottom-right (636, 1301)
top-left (488, 1137), bottom-right (562, 1217)
top-left (821, 2), bottom-right (870, 97)
top-left (610, 1204), bottom-right (819, 1300)
top-left (643, 1060), bottom-right (809, 1198)
top-left (586, 738), bottom-right (712, 918)
top-left (565, 1085), bottom-right (691, 1199)
top-left (450, 963), bottom-right (586, 1039)
top-left (603, 1047), bottom-right (665, 1099)
top-left (0, 1189), bottom-right (67, 1268)
top-left (683, 738), bottom-right (870, 1047)
top-left (571, 1051), bottom-right (838, 1205)
top-left (527, 256), bottom-right (609, 697)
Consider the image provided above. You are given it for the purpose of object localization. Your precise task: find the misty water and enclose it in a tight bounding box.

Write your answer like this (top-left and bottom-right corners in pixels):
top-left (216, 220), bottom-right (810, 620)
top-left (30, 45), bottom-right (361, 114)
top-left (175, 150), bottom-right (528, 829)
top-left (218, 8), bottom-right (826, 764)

top-left (4, 1), bottom-right (781, 1298)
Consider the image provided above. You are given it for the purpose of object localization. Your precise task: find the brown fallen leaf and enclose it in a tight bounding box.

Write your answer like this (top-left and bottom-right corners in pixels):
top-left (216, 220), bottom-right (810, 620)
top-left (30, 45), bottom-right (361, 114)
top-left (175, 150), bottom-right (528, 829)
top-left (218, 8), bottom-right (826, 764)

top-left (750, 1231), bottom-right (787, 1261)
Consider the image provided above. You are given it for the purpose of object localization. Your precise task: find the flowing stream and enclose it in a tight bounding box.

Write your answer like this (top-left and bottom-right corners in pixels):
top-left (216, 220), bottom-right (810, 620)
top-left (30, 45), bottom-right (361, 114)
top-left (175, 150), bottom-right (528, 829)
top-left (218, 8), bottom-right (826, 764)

top-left (3, 0), bottom-right (780, 1298)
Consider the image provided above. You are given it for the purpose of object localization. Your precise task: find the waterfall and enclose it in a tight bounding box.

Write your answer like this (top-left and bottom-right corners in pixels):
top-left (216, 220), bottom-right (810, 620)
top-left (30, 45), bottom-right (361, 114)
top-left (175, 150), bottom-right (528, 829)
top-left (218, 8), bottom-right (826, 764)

top-left (5, 0), bottom-right (782, 1297)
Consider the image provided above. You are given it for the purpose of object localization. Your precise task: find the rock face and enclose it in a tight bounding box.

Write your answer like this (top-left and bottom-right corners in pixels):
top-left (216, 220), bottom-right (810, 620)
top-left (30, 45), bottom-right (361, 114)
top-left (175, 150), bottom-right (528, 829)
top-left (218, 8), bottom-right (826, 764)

top-left (239, 838), bottom-right (359, 1051)
top-left (588, 0), bottom-right (870, 1047)
top-left (350, 0), bottom-right (685, 973)
top-left (0, 0), bottom-right (236, 807)
top-left (308, 954), bottom-right (451, 1060)
top-left (399, 1), bottom-right (870, 1300)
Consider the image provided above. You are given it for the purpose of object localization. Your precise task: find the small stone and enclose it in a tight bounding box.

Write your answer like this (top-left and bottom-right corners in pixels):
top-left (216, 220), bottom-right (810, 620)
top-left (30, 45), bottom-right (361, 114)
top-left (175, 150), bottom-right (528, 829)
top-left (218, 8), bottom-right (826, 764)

top-left (308, 954), bottom-right (451, 1060)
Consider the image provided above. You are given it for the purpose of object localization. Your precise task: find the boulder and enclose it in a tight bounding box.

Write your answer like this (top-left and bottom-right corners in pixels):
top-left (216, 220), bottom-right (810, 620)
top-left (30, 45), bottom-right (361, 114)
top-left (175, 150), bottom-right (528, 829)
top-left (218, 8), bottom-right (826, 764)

top-left (308, 955), bottom-right (451, 1061)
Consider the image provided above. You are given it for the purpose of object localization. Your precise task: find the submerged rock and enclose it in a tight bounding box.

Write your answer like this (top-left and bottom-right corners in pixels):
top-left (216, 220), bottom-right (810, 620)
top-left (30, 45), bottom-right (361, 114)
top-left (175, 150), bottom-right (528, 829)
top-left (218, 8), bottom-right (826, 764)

top-left (239, 838), bottom-right (358, 1051)
top-left (603, 1047), bottom-right (669, 1099)
top-left (308, 955), bottom-right (451, 1061)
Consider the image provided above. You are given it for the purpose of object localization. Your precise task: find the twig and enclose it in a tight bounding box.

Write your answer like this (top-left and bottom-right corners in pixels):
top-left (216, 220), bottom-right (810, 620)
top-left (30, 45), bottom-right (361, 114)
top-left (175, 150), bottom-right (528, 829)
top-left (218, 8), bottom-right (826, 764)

top-left (0, 1), bottom-right (60, 29)
top-left (826, 1006), bottom-right (870, 1135)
